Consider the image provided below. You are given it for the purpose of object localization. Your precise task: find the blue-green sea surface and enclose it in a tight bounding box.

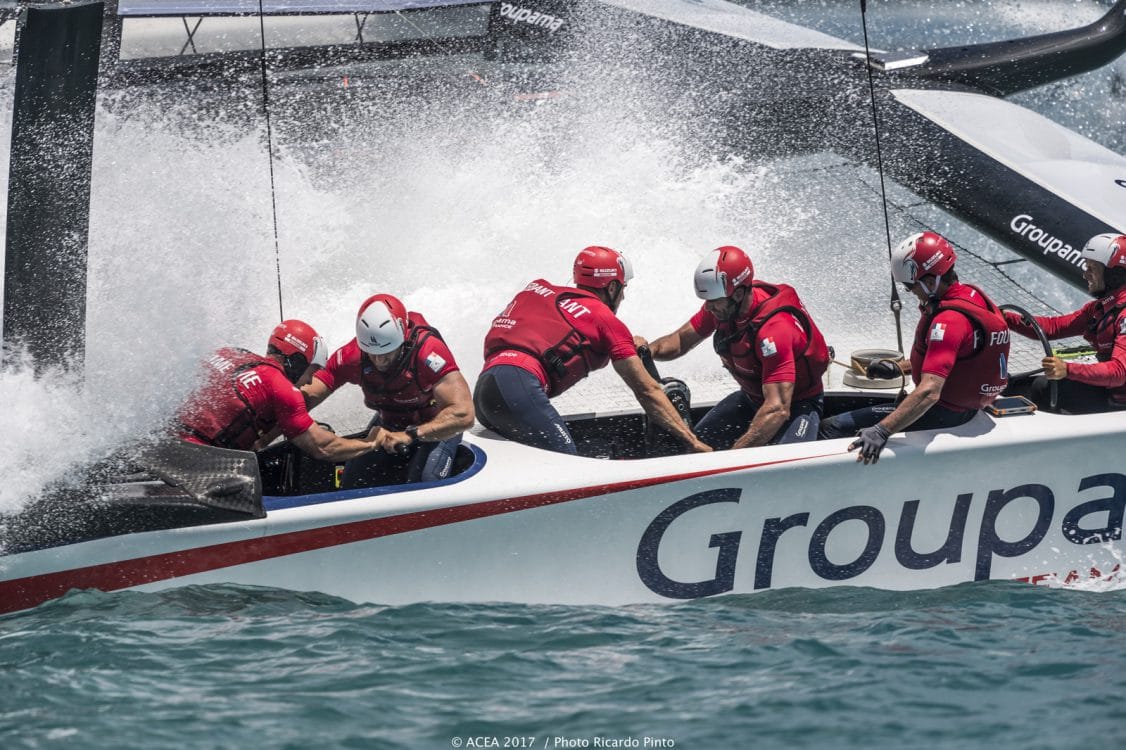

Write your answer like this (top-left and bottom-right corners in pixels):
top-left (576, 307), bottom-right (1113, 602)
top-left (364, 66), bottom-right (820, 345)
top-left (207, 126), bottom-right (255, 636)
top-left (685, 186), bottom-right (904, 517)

top-left (3, 583), bottom-right (1124, 749)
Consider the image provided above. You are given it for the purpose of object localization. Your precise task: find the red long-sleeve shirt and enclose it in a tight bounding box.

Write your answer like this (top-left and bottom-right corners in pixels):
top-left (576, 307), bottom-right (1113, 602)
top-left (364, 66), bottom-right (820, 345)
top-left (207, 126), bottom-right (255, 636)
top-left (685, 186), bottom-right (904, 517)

top-left (1005, 287), bottom-right (1126, 403)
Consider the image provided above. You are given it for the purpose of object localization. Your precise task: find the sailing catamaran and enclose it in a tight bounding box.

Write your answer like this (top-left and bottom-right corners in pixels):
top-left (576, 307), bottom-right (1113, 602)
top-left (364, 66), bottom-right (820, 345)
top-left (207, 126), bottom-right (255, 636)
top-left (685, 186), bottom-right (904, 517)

top-left (1, 0), bottom-right (1124, 615)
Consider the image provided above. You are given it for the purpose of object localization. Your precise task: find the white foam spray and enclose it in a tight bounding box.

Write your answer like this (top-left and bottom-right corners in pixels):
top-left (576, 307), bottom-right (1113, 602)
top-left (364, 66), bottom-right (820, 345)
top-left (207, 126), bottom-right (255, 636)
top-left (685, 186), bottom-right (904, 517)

top-left (0, 0), bottom-right (1122, 513)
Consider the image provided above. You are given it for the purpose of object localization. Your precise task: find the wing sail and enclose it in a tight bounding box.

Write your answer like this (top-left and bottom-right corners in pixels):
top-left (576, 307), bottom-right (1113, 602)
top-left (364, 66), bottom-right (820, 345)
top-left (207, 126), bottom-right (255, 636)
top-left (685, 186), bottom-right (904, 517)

top-left (882, 88), bottom-right (1126, 289)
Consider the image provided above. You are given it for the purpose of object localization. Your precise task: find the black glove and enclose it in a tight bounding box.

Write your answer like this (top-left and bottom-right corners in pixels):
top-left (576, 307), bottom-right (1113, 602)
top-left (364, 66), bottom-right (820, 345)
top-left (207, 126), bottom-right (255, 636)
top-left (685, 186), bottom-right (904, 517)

top-left (866, 359), bottom-right (901, 380)
top-left (849, 424), bottom-right (890, 465)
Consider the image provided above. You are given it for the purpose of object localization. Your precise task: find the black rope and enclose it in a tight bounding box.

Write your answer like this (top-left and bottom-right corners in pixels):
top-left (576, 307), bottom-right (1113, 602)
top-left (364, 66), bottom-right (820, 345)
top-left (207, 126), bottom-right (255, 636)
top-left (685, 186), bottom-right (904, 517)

top-left (258, 0), bottom-right (285, 321)
top-left (859, 0), bottom-right (904, 355)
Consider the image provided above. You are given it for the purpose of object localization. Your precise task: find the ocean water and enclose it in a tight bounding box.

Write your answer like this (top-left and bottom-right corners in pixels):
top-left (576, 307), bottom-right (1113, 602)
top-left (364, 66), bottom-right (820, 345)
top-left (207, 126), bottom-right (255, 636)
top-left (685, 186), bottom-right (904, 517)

top-left (3, 1), bottom-right (1126, 747)
top-left (4, 583), bottom-right (1126, 749)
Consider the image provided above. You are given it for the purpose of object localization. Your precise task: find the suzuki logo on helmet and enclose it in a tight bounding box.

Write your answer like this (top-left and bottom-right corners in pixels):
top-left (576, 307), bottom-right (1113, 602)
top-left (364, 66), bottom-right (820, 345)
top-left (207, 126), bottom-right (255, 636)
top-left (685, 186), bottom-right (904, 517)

top-left (282, 333), bottom-right (308, 353)
top-left (732, 267), bottom-right (751, 288)
top-left (921, 252), bottom-right (945, 272)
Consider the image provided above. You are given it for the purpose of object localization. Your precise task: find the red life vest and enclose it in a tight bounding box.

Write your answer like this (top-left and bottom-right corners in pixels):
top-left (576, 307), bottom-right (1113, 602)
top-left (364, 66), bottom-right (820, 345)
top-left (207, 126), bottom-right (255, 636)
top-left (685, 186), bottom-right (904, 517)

top-left (177, 347), bottom-right (283, 450)
top-left (712, 282), bottom-right (831, 401)
top-left (483, 280), bottom-right (608, 397)
top-left (1085, 289), bottom-right (1126, 403)
top-left (910, 284), bottom-right (1010, 411)
top-left (1085, 289), bottom-right (1126, 362)
top-left (360, 314), bottom-right (443, 429)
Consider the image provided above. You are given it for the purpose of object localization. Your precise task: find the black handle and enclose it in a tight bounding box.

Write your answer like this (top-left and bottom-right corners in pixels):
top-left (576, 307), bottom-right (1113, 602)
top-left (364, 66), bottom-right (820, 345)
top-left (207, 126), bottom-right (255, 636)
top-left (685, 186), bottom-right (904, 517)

top-left (636, 345), bottom-right (662, 381)
top-left (1000, 303), bottom-right (1057, 411)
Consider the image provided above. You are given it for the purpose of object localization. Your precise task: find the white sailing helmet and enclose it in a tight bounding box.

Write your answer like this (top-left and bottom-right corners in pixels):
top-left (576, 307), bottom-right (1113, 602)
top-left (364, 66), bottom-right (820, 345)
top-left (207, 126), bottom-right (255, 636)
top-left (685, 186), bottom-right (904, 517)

top-left (356, 294), bottom-right (407, 355)
top-left (694, 246), bottom-right (754, 300)
top-left (1080, 233), bottom-right (1126, 270)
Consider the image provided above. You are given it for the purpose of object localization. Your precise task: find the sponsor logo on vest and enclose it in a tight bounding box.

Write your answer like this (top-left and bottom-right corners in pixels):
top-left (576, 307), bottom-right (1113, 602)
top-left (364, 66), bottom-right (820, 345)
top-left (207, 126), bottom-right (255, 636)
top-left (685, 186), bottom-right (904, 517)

top-left (208, 353), bottom-right (236, 372)
top-left (636, 473), bottom-right (1126, 597)
top-left (491, 317), bottom-right (518, 330)
top-left (559, 299), bottom-right (592, 318)
top-left (236, 370), bottom-right (263, 389)
top-left (990, 330), bottom-right (1010, 346)
top-left (526, 281), bottom-right (555, 297)
top-left (1010, 214), bottom-right (1084, 268)
top-left (497, 3), bottom-right (565, 33)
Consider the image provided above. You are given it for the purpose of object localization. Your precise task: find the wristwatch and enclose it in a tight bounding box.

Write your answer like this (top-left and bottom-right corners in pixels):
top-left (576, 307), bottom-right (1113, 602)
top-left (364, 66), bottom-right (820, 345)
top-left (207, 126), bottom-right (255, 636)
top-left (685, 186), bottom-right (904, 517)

top-left (405, 425), bottom-right (420, 445)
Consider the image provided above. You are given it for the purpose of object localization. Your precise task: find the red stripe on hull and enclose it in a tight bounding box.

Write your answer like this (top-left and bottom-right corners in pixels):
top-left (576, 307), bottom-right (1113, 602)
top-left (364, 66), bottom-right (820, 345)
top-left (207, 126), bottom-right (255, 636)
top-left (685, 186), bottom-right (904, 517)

top-left (0, 453), bottom-right (832, 614)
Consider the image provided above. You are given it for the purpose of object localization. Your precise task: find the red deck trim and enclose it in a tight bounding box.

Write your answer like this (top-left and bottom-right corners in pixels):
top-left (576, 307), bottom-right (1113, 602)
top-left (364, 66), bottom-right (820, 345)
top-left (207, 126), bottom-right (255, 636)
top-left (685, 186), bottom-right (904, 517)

top-left (0, 453), bottom-right (833, 614)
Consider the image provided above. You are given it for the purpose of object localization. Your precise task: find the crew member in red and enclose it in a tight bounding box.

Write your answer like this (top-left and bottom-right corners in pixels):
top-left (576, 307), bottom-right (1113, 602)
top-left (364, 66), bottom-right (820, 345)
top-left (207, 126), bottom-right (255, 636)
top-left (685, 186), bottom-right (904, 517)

top-left (1004, 233), bottom-right (1126, 413)
top-left (820, 231), bottom-right (1011, 464)
top-left (475, 246), bottom-right (711, 455)
top-left (301, 294), bottom-right (474, 487)
top-left (176, 320), bottom-right (379, 460)
top-left (640, 245), bottom-right (831, 450)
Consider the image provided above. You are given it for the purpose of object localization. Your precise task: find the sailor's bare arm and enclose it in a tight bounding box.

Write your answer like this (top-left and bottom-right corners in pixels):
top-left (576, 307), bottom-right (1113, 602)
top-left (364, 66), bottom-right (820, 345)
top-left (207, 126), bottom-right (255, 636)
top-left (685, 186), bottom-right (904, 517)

top-left (642, 322), bottom-right (705, 361)
top-left (732, 381), bottom-right (794, 450)
top-left (614, 356), bottom-right (711, 453)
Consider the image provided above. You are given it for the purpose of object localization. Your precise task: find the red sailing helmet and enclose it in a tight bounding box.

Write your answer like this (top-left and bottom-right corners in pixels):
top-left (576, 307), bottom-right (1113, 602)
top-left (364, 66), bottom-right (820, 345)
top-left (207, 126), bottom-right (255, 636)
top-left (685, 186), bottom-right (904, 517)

top-left (573, 246), bottom-right (634, 289)
top-left (891, 231), bottom-right (957, 285)
top-left (356, 294), bottom-right (408, 355)
top-left (694, 245), bottom-right (754, 300)
top-left (1081, 233), bottom-right (1126, 270)
top-left (268, 319), bottom-right (326, 381)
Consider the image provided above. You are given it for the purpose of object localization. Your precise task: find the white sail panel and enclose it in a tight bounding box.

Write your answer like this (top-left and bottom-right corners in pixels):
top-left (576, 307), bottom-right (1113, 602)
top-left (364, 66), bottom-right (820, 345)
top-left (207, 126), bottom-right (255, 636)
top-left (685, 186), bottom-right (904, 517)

top-left (892, 88), bottom-right (1126, 234)
top-left (598, 0), bottom-right (864, 51)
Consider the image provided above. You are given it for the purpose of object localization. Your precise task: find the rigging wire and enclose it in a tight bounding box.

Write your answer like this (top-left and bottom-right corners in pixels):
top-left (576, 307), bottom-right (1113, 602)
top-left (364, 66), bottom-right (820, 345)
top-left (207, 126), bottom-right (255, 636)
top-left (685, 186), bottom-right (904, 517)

top-left (257, 0), bottom-right (286, 321)
top-left (828, 158), bottom-right (1068, 317)
top-left (859, 0), bottom-right (904, 355)
top-left (254, 1), bottom-right (478, 323)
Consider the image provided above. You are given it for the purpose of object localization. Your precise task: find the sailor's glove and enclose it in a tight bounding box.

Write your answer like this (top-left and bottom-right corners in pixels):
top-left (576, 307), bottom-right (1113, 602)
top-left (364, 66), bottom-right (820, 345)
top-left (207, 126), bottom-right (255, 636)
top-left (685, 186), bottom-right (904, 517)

top-left (849, 424), bottom-right (891, 465)
top-left (865, 359), bottom-right (901, 380)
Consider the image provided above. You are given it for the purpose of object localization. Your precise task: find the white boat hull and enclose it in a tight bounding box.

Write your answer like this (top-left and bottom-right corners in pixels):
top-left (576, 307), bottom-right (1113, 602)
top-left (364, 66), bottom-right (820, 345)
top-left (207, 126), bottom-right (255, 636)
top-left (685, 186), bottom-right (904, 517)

top-left (3, 407), bottom-right (1122, 613)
